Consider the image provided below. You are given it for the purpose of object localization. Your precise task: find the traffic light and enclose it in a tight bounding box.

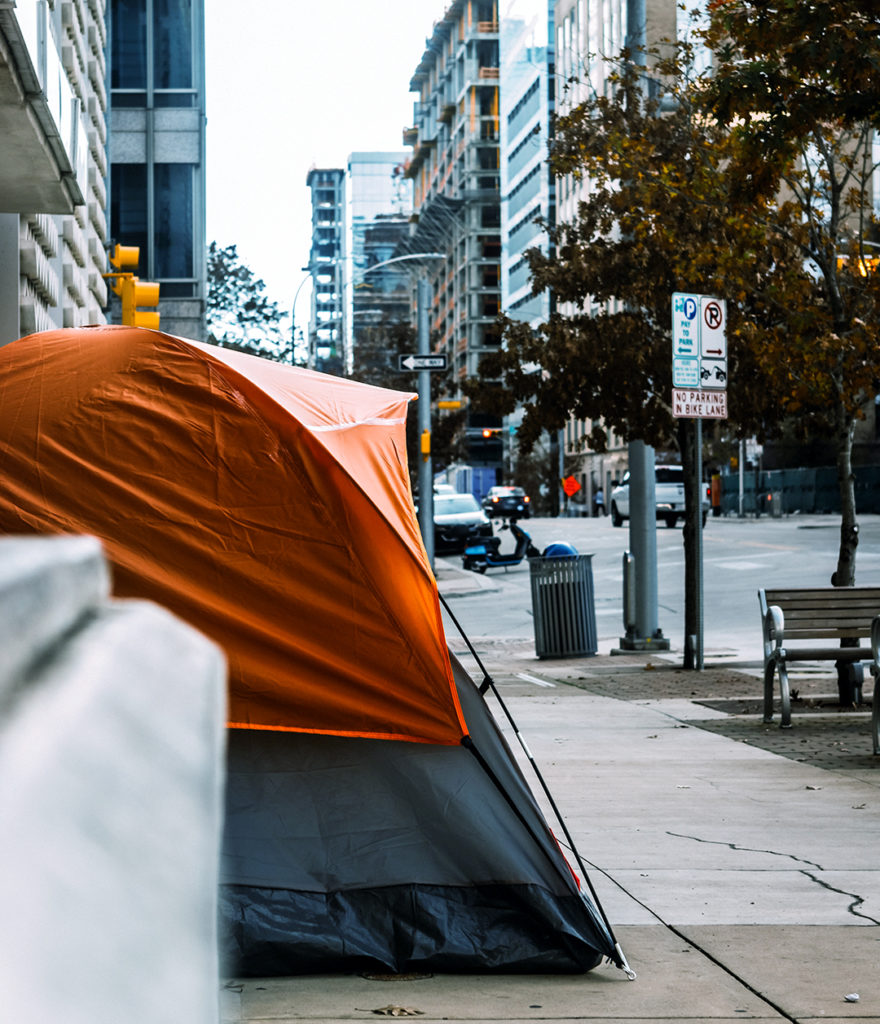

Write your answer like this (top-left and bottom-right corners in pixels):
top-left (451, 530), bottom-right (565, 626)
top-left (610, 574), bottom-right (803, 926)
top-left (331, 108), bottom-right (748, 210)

top-left (103, 243), bottom-right (161, 328)
top-left (467, 426), bottom-right (503, 464)
top-left (106, 244), bottom-right (140, 297)
top-left (121, 276), bottom-right (160, 329)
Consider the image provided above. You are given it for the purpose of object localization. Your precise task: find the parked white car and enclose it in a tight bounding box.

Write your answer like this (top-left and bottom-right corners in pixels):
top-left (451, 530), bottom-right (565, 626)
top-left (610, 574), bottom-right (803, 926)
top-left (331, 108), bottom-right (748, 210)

top-left (610, 464), bottom-right (709, 528)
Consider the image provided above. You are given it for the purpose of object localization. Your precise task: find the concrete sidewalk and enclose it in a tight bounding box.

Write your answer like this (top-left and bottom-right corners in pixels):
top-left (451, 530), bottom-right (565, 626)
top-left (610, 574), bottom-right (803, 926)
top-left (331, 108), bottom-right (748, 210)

top-left (221, 561), bottom-right (880, 1024)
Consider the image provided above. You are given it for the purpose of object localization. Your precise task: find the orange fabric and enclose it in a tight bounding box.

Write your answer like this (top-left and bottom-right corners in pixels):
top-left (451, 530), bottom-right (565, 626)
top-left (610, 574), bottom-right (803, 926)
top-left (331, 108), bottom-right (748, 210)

top-left (0, 326), bottom-right (467, 745)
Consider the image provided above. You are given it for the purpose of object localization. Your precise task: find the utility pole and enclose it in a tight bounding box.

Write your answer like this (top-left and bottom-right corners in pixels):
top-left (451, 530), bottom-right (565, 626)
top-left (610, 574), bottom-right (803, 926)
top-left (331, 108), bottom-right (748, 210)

top-left (618, 0), bottom-right (668, 652)
top-left (417, 277), bottom-right (434, 569)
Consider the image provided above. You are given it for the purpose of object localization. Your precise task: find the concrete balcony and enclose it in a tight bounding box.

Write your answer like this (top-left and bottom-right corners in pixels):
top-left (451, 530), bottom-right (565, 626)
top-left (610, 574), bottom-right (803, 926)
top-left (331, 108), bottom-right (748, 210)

top-left (0, 3), bottom-right (86, 212)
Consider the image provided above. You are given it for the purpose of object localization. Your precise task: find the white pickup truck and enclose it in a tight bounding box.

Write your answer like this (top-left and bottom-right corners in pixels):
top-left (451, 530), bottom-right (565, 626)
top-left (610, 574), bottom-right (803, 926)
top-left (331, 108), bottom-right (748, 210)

top-left (610, 464), bottom-right (709, 529)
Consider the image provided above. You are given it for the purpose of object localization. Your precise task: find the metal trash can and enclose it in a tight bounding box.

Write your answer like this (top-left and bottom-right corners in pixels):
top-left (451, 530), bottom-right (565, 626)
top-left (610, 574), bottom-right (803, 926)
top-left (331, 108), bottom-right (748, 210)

top-left (529, 554), bottom-right (597, 658)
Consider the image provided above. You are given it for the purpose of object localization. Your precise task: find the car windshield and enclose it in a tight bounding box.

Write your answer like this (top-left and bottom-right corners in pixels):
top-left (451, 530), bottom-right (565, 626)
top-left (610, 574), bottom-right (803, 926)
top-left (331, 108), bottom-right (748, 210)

top-left (436, 495), bottom-right (480, 514)
top-left (656, 467), bottom-right (683, 483)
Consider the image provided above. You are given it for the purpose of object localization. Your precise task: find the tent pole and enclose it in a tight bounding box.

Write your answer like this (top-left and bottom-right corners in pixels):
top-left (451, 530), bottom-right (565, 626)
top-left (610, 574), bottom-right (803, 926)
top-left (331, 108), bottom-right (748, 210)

top-left (439, 593), bottom-right (636, 980)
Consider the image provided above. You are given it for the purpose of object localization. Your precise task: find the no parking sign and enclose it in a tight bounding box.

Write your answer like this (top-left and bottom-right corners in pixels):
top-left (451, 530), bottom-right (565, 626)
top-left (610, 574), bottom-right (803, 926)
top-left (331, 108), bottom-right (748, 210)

top-left (672, 292), bottom-right (727, 418)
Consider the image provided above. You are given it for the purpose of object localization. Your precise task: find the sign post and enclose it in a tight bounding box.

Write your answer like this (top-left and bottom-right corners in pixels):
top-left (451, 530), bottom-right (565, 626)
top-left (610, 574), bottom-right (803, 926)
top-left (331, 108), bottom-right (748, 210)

top-left (672, 293), bottom-right (728, 671)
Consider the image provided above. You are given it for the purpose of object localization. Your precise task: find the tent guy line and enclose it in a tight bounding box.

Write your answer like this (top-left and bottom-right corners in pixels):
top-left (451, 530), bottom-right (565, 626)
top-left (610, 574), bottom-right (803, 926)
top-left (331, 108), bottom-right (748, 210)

top-left (437, 590), bottom-right (635, 978)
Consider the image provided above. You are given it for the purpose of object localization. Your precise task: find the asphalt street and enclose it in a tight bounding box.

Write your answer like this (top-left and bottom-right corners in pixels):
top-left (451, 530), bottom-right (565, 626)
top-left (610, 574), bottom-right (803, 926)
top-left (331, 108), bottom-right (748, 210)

top-left (438, 512), bottom-right (880, 664)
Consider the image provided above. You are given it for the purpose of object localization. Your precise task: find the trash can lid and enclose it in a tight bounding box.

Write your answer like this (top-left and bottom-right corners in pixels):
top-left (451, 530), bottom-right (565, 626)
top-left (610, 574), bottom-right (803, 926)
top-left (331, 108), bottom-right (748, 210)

top-left (542, 542), bottom-right (579, 558)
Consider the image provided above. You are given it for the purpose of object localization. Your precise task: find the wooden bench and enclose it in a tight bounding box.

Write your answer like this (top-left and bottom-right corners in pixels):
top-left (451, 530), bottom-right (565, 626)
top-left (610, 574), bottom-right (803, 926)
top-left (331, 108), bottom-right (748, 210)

top-left (759, 586), bottom-right (880, 753)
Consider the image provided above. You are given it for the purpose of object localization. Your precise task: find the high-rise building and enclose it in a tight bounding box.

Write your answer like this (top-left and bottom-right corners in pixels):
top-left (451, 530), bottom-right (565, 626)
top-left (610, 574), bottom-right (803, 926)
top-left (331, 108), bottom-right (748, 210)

top-left (404, 0), bottom-right (503, 474)
top-left (108, 0), bottom-right (207, 341)
top-left (0, 1), bottom-right (109, 346)
top-left (305, 167), bottom-right (346, 375)
top-left (500, 0), bottom-right (554, 329)
top-left (353, 214), bottom-right (413, 360)
top-left (346, 151), bottom-right (411, 371)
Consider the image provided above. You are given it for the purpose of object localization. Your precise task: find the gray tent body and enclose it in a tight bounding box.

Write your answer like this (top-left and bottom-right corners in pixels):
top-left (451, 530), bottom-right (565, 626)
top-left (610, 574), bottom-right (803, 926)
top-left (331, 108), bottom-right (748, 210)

top-left (220, 655), bottom-right (616, 974)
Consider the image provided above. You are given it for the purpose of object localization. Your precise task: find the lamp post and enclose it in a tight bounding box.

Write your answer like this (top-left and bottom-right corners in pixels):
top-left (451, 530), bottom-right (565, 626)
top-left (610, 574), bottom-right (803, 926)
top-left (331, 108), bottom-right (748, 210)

top-left (360, 252), bottom-right (445, 569)
top-left (291, 268), bottom-right (312, 367)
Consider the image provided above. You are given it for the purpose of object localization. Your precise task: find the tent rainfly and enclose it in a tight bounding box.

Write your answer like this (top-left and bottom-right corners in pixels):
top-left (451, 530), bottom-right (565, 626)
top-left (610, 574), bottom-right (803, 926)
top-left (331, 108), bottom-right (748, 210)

top-left (0, 326), bottom-right (626, 975)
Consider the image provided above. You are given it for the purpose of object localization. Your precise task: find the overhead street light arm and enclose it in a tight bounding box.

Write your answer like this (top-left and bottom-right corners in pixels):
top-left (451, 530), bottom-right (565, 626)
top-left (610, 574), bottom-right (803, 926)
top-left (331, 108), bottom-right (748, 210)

top-left (360, 252), bottom-right (445, 276)
top-left (291, 268), bottom-right (313, 367)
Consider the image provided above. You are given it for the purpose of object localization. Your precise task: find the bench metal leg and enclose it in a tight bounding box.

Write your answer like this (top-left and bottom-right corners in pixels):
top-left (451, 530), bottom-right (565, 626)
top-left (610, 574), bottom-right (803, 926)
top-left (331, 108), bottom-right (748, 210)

top-left (873, 678), bottom-right (879, 756)
top-left (763, 660), bottom-right (775, 723)
top-left (764, 658), bottom-right (792, 728)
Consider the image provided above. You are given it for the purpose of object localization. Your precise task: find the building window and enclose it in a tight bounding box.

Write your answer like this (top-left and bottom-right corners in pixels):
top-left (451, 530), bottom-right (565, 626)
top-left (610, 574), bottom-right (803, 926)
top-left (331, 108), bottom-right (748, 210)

top-left (111, 162), bottom-right (195, 295)
top-left (111, 0), bottom-right (148, 101)
top-left (112, 0), bottom-right (196, 106)
top-left (154, 0), bottom-right (193, 87)
top-left (155, 164), bottom-right (195, 294)
top-left (154, 0), bottom-right (195, 105)
top-left (110, 163), bottom-right (149, 271)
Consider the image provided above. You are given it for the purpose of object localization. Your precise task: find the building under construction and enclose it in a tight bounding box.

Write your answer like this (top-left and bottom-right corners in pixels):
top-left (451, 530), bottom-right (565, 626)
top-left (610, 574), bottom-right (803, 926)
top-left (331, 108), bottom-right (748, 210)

top-left (404, 0), bottom-right (504, 471)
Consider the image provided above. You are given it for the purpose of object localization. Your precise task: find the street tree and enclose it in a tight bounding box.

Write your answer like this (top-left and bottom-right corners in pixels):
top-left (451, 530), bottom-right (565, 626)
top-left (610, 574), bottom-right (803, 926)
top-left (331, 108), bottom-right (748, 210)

top-left (472, 49), bottom-right (789, 449)
top-left (206, 242), bottom-right (294, 363)
top-left (468, 45), bottom-right (793, 654)
top-left (703, 0), bottom-right (880, 586)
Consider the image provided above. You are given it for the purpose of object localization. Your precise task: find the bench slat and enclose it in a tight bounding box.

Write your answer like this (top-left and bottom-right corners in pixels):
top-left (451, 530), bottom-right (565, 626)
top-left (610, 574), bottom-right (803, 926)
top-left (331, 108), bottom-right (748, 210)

top-left (780, 610), bottom-right (876, 621)
top-left (772, 645), bottom-right (872, 662)
top-left (764, 601), bottom-right (880, 611)
top-left (764, 589), bottom-right (880, 604)
top-left (782, 626), bottom-right (868, 634)
top-left (774, 597), bottom-right (880, 607)
top-left (763, 587), bottom-right (880, 598)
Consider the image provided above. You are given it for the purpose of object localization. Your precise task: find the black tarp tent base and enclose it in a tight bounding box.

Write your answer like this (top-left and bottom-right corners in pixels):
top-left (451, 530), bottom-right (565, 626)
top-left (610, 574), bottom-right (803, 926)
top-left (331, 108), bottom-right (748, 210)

top-left (219, 654), bottom-right (615, 975)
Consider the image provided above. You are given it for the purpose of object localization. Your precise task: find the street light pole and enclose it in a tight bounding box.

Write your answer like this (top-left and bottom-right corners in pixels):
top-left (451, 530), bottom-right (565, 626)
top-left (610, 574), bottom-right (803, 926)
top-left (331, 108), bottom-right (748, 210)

top-left (618, 0), bottom-right (668, 653)
top-left (291, 269), bottom-right (312, 367)
top-left (417, 277), bottom-right (434, 568)
top-left (359, 251), bottom-right (445, 571)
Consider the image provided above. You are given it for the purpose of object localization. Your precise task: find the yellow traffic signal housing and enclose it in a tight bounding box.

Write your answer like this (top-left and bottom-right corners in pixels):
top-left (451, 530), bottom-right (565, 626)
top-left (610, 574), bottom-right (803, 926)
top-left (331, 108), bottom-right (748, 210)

top-left (121, 276), bottom-right (161, 329)
top-left (106, 244), bottom-right (141, 297)
top-left (109, 243), bottom-right (140, 270)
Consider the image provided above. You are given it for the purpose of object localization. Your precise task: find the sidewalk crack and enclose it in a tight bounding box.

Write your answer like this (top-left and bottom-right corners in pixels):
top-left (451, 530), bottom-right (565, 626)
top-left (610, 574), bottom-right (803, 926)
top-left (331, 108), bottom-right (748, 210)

top-left (666, 830), bottom-right (823, 870)
top-left (800, 870), bottom-right (880, 924)
top-left (666, 831), bottom-right (880, 923)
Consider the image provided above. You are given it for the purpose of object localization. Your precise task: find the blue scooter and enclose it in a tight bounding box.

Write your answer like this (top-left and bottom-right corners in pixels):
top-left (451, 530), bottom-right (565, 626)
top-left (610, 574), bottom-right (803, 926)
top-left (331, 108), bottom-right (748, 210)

top-left (462, 518), bottom-right (540, 573)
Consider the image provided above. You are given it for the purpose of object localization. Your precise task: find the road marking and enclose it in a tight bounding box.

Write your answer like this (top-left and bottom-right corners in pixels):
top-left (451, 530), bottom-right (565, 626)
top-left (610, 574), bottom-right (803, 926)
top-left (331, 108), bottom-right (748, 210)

top-left (710, 560), bottom-right (764, 570)
top-left (517, 672), bottom-right (556, 688)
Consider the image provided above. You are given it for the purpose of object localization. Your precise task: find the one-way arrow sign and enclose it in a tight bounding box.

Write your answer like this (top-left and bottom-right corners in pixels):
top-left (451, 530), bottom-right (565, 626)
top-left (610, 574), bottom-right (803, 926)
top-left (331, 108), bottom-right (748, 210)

top-left (398, 353), bottom-right (448, 372)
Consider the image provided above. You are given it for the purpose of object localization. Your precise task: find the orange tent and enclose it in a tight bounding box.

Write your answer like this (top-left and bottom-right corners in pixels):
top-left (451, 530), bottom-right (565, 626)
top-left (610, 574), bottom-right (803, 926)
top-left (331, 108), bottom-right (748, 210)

top-left (0, 326), bottom-right (466, 745)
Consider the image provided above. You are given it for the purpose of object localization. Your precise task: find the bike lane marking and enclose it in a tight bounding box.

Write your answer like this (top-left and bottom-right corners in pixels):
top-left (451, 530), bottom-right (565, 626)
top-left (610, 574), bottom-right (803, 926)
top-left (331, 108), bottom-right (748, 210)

top-left (517, 673), bottom-right (556, 688)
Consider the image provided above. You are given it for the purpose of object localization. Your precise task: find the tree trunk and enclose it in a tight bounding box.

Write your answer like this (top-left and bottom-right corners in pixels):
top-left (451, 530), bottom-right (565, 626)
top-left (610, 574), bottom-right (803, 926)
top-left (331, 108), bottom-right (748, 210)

top-left (830, 411), bottom-right (858, 587)
top-left (830, 410), bottom-right (860, 704)
top-left (679, 420), bottom-right (701, 669)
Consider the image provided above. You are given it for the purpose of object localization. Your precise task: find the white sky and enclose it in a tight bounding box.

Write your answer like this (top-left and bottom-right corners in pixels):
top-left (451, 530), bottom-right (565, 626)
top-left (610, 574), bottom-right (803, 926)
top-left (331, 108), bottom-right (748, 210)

top-left (204, 1), bottom-right (445, 316)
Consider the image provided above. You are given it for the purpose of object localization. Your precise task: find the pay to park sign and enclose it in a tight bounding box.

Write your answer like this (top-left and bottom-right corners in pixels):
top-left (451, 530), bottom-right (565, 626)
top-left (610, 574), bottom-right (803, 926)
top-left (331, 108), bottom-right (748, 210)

top-left (672, 292), bottom-right (728, 420)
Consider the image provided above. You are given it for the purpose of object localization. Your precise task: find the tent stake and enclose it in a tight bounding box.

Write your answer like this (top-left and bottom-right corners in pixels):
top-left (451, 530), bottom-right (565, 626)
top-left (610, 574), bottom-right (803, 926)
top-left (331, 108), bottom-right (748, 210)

top-left (439, 593), bottom-right (636, 980)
